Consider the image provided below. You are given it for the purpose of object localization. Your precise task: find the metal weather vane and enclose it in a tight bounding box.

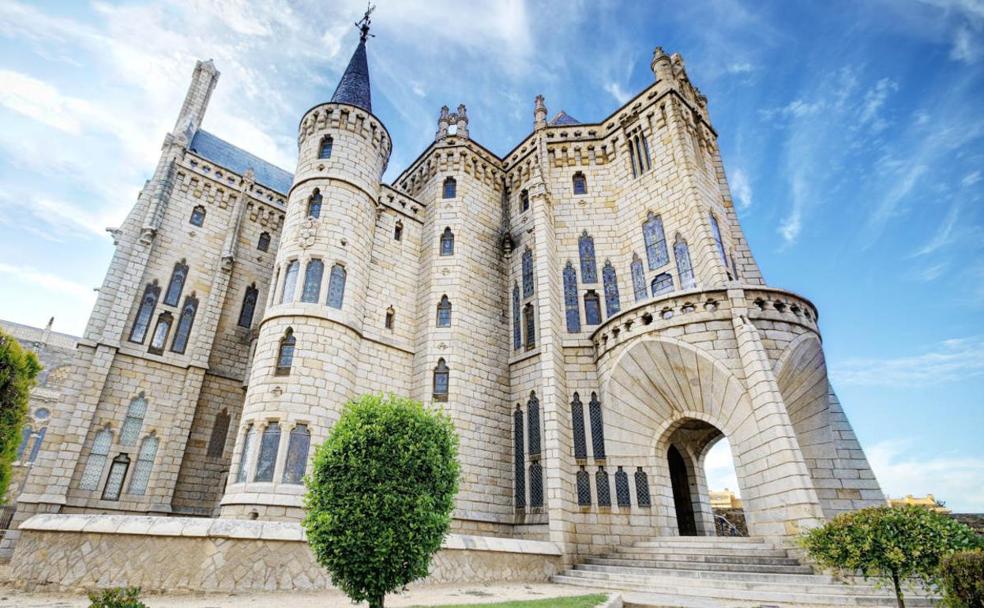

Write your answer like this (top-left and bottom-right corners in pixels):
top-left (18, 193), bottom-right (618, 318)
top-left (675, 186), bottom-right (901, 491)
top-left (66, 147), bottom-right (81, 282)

top-left (357, 3), bottom-right (375, 42)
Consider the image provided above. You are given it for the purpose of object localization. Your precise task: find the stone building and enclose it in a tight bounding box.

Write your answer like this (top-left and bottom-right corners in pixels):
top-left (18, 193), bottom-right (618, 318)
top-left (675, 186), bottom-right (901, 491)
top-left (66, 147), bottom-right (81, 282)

top-left (3, 21), bottom-right (885, 561)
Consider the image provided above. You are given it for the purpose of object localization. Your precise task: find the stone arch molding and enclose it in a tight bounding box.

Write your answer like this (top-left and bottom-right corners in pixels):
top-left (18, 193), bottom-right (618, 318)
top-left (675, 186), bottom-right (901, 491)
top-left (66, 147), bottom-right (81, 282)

top-left (601, 336), bottom-right (825, 538)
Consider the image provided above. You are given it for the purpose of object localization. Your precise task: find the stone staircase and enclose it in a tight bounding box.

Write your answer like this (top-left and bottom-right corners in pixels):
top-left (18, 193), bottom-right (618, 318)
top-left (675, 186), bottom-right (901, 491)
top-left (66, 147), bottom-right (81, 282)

top-left (552, 536), bottom-right (936, 607)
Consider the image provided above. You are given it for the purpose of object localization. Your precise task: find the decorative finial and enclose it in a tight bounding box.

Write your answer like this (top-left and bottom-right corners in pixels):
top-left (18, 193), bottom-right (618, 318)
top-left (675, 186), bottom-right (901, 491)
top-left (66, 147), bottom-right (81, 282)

top-left (357, 3), bottom-right (375, 43)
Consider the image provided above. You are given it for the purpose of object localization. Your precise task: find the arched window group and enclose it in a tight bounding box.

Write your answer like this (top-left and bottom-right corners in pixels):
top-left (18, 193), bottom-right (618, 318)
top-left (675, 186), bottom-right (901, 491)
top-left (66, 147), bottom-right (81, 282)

top-left (318, 135), bottom-right (333, 159)
top-left (563, 262), bottom-right (580, 333)
top-left (602, 260), bottom-right (620, 317)
top-left (230, 420), bottom-right (311, 486)
top-left (440, 227), bottom-right (454, 256)
top-left (514, 392), bottom-right (543, 510)
top-left (189, 205), bottom-right (206, 227)
top-left (276, 260), bottom-right (346, 310)
top-left (129, 281), bottom-right (160, 344)
top-left (442, 176), bottom-right (456, 199)
top-left (164, 260), bottom-right (188, 306)
top-left (572, 171), bottom-right (587, 195)
top-left (276, 328), bottom-right (295, 376)
top-left (629, 130), bottom-right (652, 177)
top-left (238, 283), bottom-right (259, 328)
top-left (433, 358), bottom-right (449, 401)
top-left (307, 189), bottom-right (323, 219)
top-left (436, 295), bottom-right (452, 327)
top-left (578, 231), bottom-right (597, 283)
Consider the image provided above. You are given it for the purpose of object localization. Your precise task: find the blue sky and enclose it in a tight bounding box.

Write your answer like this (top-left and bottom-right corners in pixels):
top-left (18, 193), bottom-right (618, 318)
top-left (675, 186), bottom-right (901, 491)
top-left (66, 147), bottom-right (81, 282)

top-left (0, 1), bottom-right (982, 510)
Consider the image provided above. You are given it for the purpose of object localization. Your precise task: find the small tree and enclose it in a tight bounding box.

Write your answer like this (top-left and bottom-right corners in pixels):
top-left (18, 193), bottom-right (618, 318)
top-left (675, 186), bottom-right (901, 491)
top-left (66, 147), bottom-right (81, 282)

top-left (0, 328), bottom-right (41, 499)
top-left (802, 505), bottom-right (984, 608)
top-left (303, 394), bottom-right (459, 608)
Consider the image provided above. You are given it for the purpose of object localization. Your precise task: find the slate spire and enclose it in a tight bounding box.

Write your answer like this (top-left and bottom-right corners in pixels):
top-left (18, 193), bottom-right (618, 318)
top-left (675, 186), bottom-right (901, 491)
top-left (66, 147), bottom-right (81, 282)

top-left (330, 5), bottom-right (374, 112)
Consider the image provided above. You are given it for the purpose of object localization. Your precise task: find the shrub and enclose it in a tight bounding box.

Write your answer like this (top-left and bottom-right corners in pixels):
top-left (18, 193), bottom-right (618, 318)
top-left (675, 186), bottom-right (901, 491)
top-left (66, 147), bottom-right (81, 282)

top-left (87, 587), bottom-right (147, 608)
top-left (802, 505), bottom-right (983, 608)
top-left (941, 550), bottom-right (984, 608)
top-left (303, 394), bottom-right (459, 608)
top-left (0, 329), bottom-right (41, 499)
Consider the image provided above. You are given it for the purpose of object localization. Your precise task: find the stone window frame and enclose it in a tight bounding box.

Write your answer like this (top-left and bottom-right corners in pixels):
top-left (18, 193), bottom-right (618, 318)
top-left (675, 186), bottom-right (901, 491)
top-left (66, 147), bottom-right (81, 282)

top-left (709, 212), bottom-right (728, 266)
top-left (170, 293), bottom-right (199, 354)
top-left (79, 426), bottom-right (114, 491)
top-left (570, 392), bottom-right (587, 461)
top-left (442, 176), bottom-right (456, 199)
top-left (630, 252), bottom-right (647, 302)
top-left (257, 231), bottom-right (271, 252)
top-left (440, 227), bottom-right (454, 256)
top-left (147, 311), bottom-right (173, 355)
top-left (238, 283), bottom-right (259, 328)
top-left (301, 258), bottom-right (324, 304)
top-left (436, 295), bottom-right (452, 328)
top-left (253, 421), bottom-right (282, 483)
top-left (589, 391), bottom-right (607, 461)
top-left (521, 247), bottom-right (535, 298)
top-left (615, 466), bottom-right (631, 508)
top-left (307, 188), bottom-right (323, 219)
top-left (235, 423), bottom-right (256, 483)
top-left (519, 189), bottom-right (530, 213)
top-left (513, 404), bottom-right (526, 510)
top-left (576, 466), bottom-right (591, 507)
top-left (572, 171), bottom-right (587, 195)
top-left (635, 467), bottom-right (652, 507)
top-left (189, 205), bottom-right (206, 227)
top-left (674, 235), bottom-right (697, 289)
top-left (433, 358), bottom-right (450, 401)
top-left (326, 263), bottom-right (346, 309)
top-left (393, 219), bottom-right (403, 241)
top-left (318, 135), bottom-right (333, 159)
top-left (101, 453), bottom-right (131, 501)
top-left (583, 290), bottom-right (602, 326)
top-left (512, 283), bottom-right (522, 350)
top-left (163, 259), bottom-right (189, 307)
top-left (651, 272), bottom-right (674, 297)
top-left (595, 466), bottom-right (611, 508)
top-left (280, 259), bottom-right (300, 304)
top-left (578, 231), bottom-right (597, 283)
top-left (628, 127), bottom-right (652, 178)
top-left (275, 328), bottom-right (296, 376)
top-left (523, 302), bottom-right (535, 351)
top-left (282, 423), bottom-right (311, 485)
top-left (119, 392), bottom-right (148, 446)
top-left (643, 212), bottom-right (669, 270)
top-left (128, 281), bottom-right (161, 344)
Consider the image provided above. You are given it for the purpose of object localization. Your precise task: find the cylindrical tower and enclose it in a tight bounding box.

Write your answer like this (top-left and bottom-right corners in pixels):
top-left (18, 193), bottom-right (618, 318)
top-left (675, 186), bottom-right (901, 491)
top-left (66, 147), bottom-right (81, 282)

top-left (220, 21), bottom-right (391, 520)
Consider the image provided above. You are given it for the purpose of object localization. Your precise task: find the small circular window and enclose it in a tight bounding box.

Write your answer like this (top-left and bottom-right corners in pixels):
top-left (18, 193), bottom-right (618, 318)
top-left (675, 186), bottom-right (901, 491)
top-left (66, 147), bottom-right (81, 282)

top-left (34, 408), bottom-right (50, 420)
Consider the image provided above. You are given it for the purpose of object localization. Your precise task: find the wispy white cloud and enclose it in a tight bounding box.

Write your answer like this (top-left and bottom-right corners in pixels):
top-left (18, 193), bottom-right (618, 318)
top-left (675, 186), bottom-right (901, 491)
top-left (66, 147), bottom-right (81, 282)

top-left (730, 168), bottom-right (753, 209)
top-left (962, 169), bottom-right (981, 186)
top-left (868, 439), bottom-right (984, 512)
top-left (831, 336), bottom-right (984, 387)
top-left (604, 81), bottom-right (632, 104)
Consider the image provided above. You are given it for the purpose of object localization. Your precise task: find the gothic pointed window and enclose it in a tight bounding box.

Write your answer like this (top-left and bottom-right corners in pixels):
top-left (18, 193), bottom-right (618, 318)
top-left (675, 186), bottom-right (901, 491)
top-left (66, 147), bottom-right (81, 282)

top-left (257, 231), bottom-right (271, 252)
top-left (148, 312), bottom-right (173, 355)
top-left (301, 259), bottom-right (324, 303)
top-left (635, 467), bottom-right (652, 507)
top-left (440, 227), bottom-right (454, 256)
top-left (189, 205), bottom-right (205, 227)
top-left (523, 303), bottom-right (535, 350)
top-left (583, 290), bottom-right (601, 326)
top-left (384, 306), bottom-right (395, 330)
top-left (615, 466), bottom-right (631, 507)
top-left (282, 424), bottom-right (311, 484)
top-left (602, 260), bottom-right (620, 317)
top-left (520, 189), bottom-right (530, 213)
top-left (236, 424), bottom-right (255, 483)
top-left (206, 409), bottom-right (230, 458)
top-left (238, 283), bottom-right (258, 328)
top-left (563, 262), bottom-right (580, 333)
top-left (326, 264), bottom-right (346, 309)
top-left (27, 427), bottom-right (45, 464)
top-left (596, 467), bottom-right (611, 507)
top-left (129, 282), bottom-right (160, 344)
top-left (514, 406), bottom-right (526, 509)
top-left (307, 188), bottom-right (322, 219)
top-left (641, 132), bottom-right (651, 171)
top-left (643, 212), bottom-right (668, 270)
top-left (170, 293), bottom-right (198, 354)
top-left (442, 176), bottom-right (456, 199)
top-left (16, 426), bottom-right (31, 460)
top-left (254, 422), bottom-right (281, 482)
top-left (128, 434), bottom-right (159, 496)
top-left (629, 137), bottom-right (639, 178)
top-left (529, 461), bottom-right (544, 508)
top-left (512, 283), bottom-right (522, 349)
top-left (433, 358), bottom-right (449, 401)
top-left (572, 171), bottom-right (587, 195)
top-left (318, 135), bottom-right (333, 159)
top-left (526, 392), bottom-right (540, 457)
top-left (675, 236), bottom-right (696, 289)
top-left (522, 247), bottom-right (534, 297)
top-left (276, 328), bottom-right (295, 376)
top-left (576, 467), bottom-right (591, 506)
top-left (710, 213), bottom-right (727, 264)
top-left (436, 295), bottom-right (452, 327)
top-left (120, 393), bottom-right (147, 446)
top-left (164, 260), bottom-right (188, 306)
top-left (102, 453), bottom-right (130, 501)
top-left (571, 392), bottom-right (587, 460)
top-left (651, 272), bottom-right (674, 297)
top-left (631, 253), bottom-right (646, 302)
top-left (394, 220), bottom-right (403, 241)
top-left (589, 392), bottom-right (606, 460)
top-left (280, 260), bottom-right (299, 304)
top-left (578, 231), bottom-right (597, 283)
top-left (80, 427), bottom-right (112, 490)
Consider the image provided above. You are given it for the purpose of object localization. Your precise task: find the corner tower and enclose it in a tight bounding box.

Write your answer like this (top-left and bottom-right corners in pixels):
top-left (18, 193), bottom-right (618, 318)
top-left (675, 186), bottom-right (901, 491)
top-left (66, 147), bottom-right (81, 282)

top-left (220, 11), bottom-right (392, 519)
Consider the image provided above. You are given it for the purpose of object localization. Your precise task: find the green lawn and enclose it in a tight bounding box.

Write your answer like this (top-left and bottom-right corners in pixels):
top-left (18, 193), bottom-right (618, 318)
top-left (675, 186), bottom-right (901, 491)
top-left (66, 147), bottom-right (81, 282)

top-left (415, 594), bottom-right (609, 608)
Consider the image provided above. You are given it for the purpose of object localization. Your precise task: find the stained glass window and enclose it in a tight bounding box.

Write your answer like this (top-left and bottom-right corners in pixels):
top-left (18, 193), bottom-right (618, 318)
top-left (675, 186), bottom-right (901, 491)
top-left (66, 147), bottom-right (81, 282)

top-left (128, 434), bottom-right (159, 496)
top-left (522, 248), bottom-right (534, 297)
top-left (526, 392), bottom-right (540, 457)
top-left (583, 291), bottom-right (601, 326)
top-left (238, 284), bottom-right (258, 328)
top-left (576, 467), bottom-right (591, 506)
top-left (643, 212), bottom-right (668, 270)
top-left (254, 423), bottom-right (281, 482)
top-left (443, 176), bottom-right (456, 198)
top-left (602, 260), bottom-right (620, 317)
top-left (512, 283), bottom-right (522, 349)
top-left (571, 392), bottom-right (587, 460)
top-left (596, 467), bottom-right (611, 507)
top-left (631, 253), bottom-right (646, 302)
top-left (651, 272), bottom-right (674, 297)
top-left (282, 424), bottom-right (311, 484)
top-left (164, 260), bottom-right (188, 306)
top-left (80, 428), bottom-right (112, 490)
top-left (307, 189), bottom-right (322, 219)
top-left (280, 260), bottom-right (299, 304)
top-left (102, 454), bottom-right (130, 501)
top-left (276, 329), bottom-right (295, 375)
top-left (529, 462), bottom-right (543, 508)
top-left (436, 295), bottom-right (452, 327)
top-left (148, 312), bottom-right (172, 354)
top-left (675, 237), bottom-right (696, 289)
top-left (189, 205), bottom-right (205, 227)
top-left (563, 262), bottom-right (580, 333)
top-left (207, 409), bottom-right (230, 458)
top-left (523, 303), bottom-right (535, 350)
top-left (120, 394), bottom-right (147, 446)
top-left (257, 231), bottom-right (271, 252)
top-left (129, 282), bottom-right (160, 344)
top-left (572, 171), bottom-right (587, 195)
top-left (578, 231), bottom-right (597, 283)
top-left (635, 467), bottom-right (651, 507)
top-left (440, 227), bottom-right (454, 256)
top-left (236, 424), bottom-right (255, 483)
top-left (327, 264), bottom-right (346, 309)
top-left (433, 358), bottom-right (449, 401)
top-left (589, 392), bottom-right (606, 460)
top-left (170, 294), bottom-right (198, 354)
top-left (615, 466), bottom-right (631, 507)
top-left (514, 406), bottom-right (526, 509)
top-left (319, 135), bottom-right (333, 159)
top-left (301, 259), bottom-right (324, 303)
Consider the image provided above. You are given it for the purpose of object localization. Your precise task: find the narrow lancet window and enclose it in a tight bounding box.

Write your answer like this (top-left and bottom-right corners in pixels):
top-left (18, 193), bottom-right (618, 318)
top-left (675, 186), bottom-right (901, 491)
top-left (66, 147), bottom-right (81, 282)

top-left (512, 284), bottom-right (522, 349)
top-left (643, 212), bottom-right (668, 269)
top-left (520, 189), bottom-right (530, 213)
top-left (522, 248), bottom-right (534, 297)
top-left (602, 260), bottom-right (620, 317)
top-left (635, 467), bottom-right (652, 507)
top-left (276, 328), bottom-right (295, 376)
top-left (280, 260), bottom-right (299, 304)
top-left (615, 466), bottom-right (631, 508)
top-left (514, 406), bottom-right (526, 509)
top-left (326, 264), bottom-right (346, 308)
top-left (436, 295), bottom-right (452, 327)
top-left (440, 227), bottom-right (454, 256)
top-left (318, 135), bottom-right (333, 159)
top-left (129, 282), bottom-right (160, 344)
top-left (236, 424), bottom-right (256, 483)
top-left (170, 294), bottom-right (198, 354)
top-left (79, 427), bottom-right (112, 490)
top-left (148, 312), bottom-right (173, 355)
top-left (164, 260), bottom-right (188, 306)
top-left (189, 205), bottom-right (205, 227)
top-left (443, 177), bottom-right (456, 198)
top-left (207, 409), bottom-right (230, 458)
top-left (596, 467), bottom-right (611, 507)
top-left (523, 302), bottom-right (535, 350)
top-left (526, 392), bottom-right (541, 457)
top-left (583, 290), bottom-right (601, 326)
top-left (257, 231), bottom-right (271, 252)
top-left (571, 392), bottom-right (587, 460)
top-left (572, 171), bottom-right (587, 195)
top-left (710, 213), bottom-right (727, 264)
top-left (433, 358), bottom-right (449, 401)
top-left (282, 424), bottom-right (311, 484)
top-left (394, 220), bottom-right (403, 241)
top-left (307, 189), bottom-right (322, 219)
top-left (675, 236), bottom-right (696, 289)
top-left (589, 392), bottom-right (606, 460)
top-left (128, 434), bottom-right (159, 496)
top-left (563, 262), bottom-right (580, 333)
top-left (631, 253), bottom-right (646, 302)
top-left (301, 259), bottom-right (324, 303)
top-left (254, 423), bottom-right (281, 482)
top-left (120, 393), bottom-right (147, 446)
top-left (238, 283), bottom-right (258, 328)
top-left (102, 454), bottom-right (130, 501)
top-left (578, 231), bottom-right (597, 283)
top-left (576, 467), bottom-right (591, 506)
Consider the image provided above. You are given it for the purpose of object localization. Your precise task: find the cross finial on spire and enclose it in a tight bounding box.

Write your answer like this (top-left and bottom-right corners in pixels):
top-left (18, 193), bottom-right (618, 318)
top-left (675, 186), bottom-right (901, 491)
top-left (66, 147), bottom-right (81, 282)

top-left (357, 3), bottom-right (375, 43)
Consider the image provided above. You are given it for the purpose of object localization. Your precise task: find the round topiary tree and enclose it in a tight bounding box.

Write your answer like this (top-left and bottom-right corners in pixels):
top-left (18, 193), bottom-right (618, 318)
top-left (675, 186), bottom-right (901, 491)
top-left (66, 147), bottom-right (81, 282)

top-left (303, 394), bottom-right (459, 608)
top-left (802, 504), bottom-right (984, 607)
top-left (0, 328), bottom-right (41, 499)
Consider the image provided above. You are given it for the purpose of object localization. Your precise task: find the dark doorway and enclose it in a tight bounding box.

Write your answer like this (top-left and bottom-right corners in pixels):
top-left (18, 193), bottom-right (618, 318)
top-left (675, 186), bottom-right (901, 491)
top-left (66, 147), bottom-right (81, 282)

top-left (668, 445), bottom-right (697, 536)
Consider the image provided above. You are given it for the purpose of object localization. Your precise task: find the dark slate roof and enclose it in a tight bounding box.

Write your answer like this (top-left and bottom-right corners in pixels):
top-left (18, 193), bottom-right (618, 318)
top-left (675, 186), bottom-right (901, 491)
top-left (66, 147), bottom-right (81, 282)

top-left (549, 111), bottom-right (581, 126)
top-left (189, 129), bottom-right (294, 194)
top-left (330, 40), bottom-right (372, 112)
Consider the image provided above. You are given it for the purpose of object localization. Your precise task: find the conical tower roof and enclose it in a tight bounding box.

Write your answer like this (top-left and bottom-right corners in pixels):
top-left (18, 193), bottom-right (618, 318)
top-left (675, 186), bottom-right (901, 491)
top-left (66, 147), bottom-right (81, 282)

top-left (330, 38), bottom-right (372, 112)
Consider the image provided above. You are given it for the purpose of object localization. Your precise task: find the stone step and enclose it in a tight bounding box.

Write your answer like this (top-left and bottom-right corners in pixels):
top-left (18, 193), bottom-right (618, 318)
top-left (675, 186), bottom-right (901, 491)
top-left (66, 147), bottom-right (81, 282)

top-left (552, 573), bottom-right (936, 607)
top-left (585, 556), bottom-right (813, 574)
top-left (574, 562), bottom-right (832, 584)
top-left (603, 552), bottom-right (802, 566)
top-left (615, 545), bottom-right (790, 558)
top-left (632, 537), bottom-right (767, 548)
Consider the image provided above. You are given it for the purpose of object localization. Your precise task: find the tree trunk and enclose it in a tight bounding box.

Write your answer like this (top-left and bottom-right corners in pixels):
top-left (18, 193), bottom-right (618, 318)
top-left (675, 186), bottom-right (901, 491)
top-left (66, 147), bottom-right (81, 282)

top-left (891, 570), bottom-right (905, 608)
top-left (368, 595), bottom-right (384, 608)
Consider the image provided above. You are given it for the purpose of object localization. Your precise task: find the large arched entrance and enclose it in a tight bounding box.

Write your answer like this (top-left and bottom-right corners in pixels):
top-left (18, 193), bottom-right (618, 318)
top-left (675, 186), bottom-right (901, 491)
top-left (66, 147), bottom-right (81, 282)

top-left (658, 417), bottom-right (732, 537)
